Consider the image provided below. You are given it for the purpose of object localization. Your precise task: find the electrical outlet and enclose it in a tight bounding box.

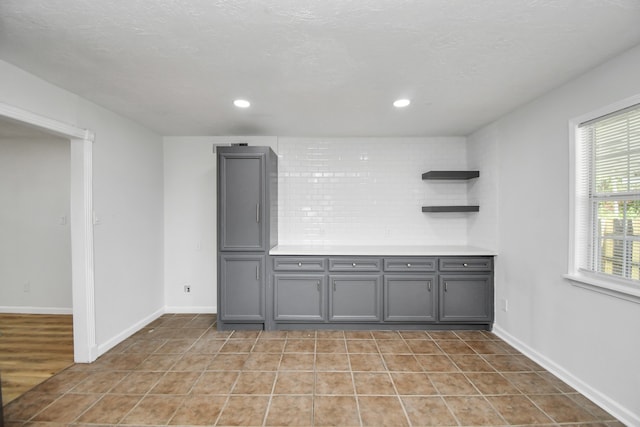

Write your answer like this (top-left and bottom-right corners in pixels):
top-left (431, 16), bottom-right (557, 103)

top-left (184, 285), bottom-right (191, 293)
top-left (501, 299), bottom-right (508, 312)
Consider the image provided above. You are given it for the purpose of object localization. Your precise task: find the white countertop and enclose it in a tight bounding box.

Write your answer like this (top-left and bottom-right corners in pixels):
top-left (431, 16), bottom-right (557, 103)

top-left (269, 245), bottom-right (497, 256)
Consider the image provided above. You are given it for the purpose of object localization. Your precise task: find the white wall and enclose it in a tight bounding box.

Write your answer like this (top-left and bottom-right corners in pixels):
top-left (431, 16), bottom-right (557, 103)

top-left (0, 59), bottom-right (165, 356)
top-left (0, 137), bottom-right (71, 313)
top-left (468, 44), bottom-right (640, 424)
top-left (277, 137), bottom-right (471, 245)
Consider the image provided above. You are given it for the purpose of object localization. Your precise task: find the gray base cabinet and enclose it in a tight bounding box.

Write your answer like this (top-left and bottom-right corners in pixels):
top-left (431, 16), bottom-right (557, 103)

top-left (384, 275), bottom-right (436, 321)
top-left (274, 274), bottom-right (326, 322)
top-left (219, 254), bottom-right (265, 322)
top-left (439, 274), bottom-right (492, 322)
top-left (329, 275), bottom-right (381, 322)
top-left (269, 255), bottom-right (494, 330)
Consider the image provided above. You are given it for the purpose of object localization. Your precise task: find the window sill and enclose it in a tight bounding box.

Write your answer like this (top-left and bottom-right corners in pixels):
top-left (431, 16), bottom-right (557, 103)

top-left (564, 273), bottom-right (640, 304)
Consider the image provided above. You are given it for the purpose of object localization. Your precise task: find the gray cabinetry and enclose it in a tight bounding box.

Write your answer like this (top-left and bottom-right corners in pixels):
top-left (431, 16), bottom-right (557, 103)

top-left (274, 274), bottom-right (326, 322)
top-left (218, 149), bottom-right (266, 251)
top-left (219, 254), bottom-right (265, 322)
top-left (329, 275), bottom-right (382, 322)
top-left (439, 274), bottom-right (492, 322)
top-left (269, 254), bottom-right (494, 330)
top-left (216, 146), bottom-right (277, 330)
top-left (384, 275), bottom-right (436, 321)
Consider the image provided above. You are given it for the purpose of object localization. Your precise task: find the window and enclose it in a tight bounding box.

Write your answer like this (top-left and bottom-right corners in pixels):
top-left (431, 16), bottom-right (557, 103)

top-left (569, 96), bottom-right (640, 300)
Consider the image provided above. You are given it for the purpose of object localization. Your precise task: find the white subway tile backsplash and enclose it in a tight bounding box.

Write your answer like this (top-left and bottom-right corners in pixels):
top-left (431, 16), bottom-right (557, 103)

top-left (276, 137), bottom-right (472, 246)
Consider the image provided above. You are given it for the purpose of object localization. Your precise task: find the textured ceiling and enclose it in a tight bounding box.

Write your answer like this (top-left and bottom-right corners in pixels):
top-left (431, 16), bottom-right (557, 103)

top-left (1, 0), bottom-right (640, 137)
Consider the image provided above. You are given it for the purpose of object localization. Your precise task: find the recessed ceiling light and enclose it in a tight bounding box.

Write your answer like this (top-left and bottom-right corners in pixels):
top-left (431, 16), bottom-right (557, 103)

top-left (393, 99), bottom-right (411, 108)
top-left (233, 99), bottom-right (251, 108)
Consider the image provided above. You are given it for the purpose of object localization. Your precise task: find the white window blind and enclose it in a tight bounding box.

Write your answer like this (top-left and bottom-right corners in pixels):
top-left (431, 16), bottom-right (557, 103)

top-left (577, 103), bottom-right (640, 282)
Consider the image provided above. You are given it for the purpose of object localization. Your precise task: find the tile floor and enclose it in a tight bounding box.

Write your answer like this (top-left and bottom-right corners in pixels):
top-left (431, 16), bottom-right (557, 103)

top-left (2, 313), bottom-right (623, 426)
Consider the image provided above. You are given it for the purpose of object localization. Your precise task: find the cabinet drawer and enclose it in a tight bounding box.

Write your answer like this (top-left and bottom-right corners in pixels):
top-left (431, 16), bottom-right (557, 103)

top-left (383, 257), bottom-right (436, 272)
top-left (273, 257), bottom-right (326, 272)
top-left (329, 257), bottom-right (381, 272)
top-left (439, 257), bottom-right (492, 272)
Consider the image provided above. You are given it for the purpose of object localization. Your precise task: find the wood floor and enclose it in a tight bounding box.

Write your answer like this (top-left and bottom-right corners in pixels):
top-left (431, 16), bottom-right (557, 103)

top-left (0, 314), bottom-right (74, 404)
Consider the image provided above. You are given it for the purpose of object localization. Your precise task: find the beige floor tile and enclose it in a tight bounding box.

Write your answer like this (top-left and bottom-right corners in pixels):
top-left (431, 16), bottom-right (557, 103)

top-left (487, 395), bottom-right (553, 425)
top-left (149, 371), bottom-right (200, 394)
top-left (383, 354), bottom-right (423, 372)
top-left (191, 371), bottom-right (239, 394)
top-left (401, 395), bottom-right (458, 426)
top-left (358, 395), bottom-right (410, 426)
top-left (242, 352), bottom-right (282, 371)
top-left (415, 354), bottom-right (459, 372)
top-left (265, 395), bottom-right (313, 426)
top-left (353, 372), bottom-right (395, 395)
top-left (316, 338), bottom-right (347, 353)
top-left (273, 371), bottom-right (314, 394)
top-left (465, 372), bottom-right (520, 395)
top-left (316, 352), bottom-right (350, 371)
top-left (32, 393), bottom-right (101, 423)
top-left (216, 395), bottom-right (270, 426)
top-left (444, 395), bottom-right (506, 425)
top-left (349, 353), bottom-right (387, 371)
top-left (391, 372), bottom-right (438, 396)
top-left (279, 353), bottom-right (315, 370)
top-left (109, 371), bottom-right (164, 394)
top-left (314, 395), bottom-right (360, 426)
top-left (168, 394), bottom-right (226, 425)
top-left (429, 373), bottom-right (479, 395)
top-left (528, 393), bottom-right (598, 423)
top-left (284, 339), bottom-right (316, 353)
top-left (231, 371), bottom-right (276, 394)
top-left (75, 394), bottom-right (141, 424)
top-left (346, 339), bottom-right (379, 353)
top-left (316, 371), bottom-right (355, 395)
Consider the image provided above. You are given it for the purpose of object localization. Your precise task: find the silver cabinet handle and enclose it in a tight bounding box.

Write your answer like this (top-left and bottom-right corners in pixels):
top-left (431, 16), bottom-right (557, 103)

top-left (256, 266), bottom-right (259, 280)
top-left (407, 263), bottom-right (411, 268)
top-left (256, 204), bottom-right (260, 223)
top-left (298, 262), bottom-right (302, 267)
top-left (444, 282), bottom-right (448, 292)
top-left (428, 282), bottom-right (431, 292)
top-left (317, 281), bottom-right (321, 292)
top-left (333, 282), bottom-right (336, 291)
top-left (463, 263), bottom-right (468, 267)
top-left (352, 263), bottom-right (356, 267)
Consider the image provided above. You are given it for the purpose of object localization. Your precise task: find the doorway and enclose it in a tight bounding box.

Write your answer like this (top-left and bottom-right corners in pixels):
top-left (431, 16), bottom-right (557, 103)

top-left (0, 102), bottom-right (96, 364)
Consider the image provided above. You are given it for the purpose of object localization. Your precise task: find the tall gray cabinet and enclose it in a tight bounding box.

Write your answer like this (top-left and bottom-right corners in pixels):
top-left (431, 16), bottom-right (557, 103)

top-left (216, 146), bottom-right (277, 330)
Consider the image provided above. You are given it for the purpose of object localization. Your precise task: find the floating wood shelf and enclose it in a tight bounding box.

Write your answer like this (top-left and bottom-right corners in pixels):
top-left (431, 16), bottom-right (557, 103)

top-left (422, 171), bottom-right (480, 180)
top-left (422, 206), bottom-right (480, 213)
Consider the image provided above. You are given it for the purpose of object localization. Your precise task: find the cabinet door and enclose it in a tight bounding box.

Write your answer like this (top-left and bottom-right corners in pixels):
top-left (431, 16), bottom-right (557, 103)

top-left (329, 275), bottom-right (381, 322)
top-left (274, 275), bottom-right (326, 322)
top-left (384, 275), bottom-right (436, 321)
top-left (439, 274), bottom-right (492, 322)
top-left (218, 152), bottom-right (265, 251)
top-left (219, 255), bottom-right (265, 322)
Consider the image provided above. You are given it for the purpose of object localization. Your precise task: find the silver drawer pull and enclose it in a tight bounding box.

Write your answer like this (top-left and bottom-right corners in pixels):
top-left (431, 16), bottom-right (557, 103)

top-left (256, 266), bottom-right (259, 280)
top-left (407, 263), bottom-right (411, 268)
top-left (317, 281), bottom-right (321, 291)
top-left (298, 262), bottom-right (302, 267)
top-left (352, 263), bottom-right (357, 267)
top-left (256, 204), bottom-right (260, 223)
top-left (428, 282), bottom-right (431, 292)
top-left (463, 263), bottom-right (469, 267)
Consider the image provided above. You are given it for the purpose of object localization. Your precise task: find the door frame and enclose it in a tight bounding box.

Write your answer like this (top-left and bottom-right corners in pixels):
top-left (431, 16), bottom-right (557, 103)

top-left (0, 102), bottom-right (97, 363)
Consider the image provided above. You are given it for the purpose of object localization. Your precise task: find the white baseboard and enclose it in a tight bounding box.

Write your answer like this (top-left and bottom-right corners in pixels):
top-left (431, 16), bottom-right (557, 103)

top-left (164, 305), bottom-right (216, 314)
top-left (0, 306), bottom-right (73, 315)
top-left (493, 325), bottom-right (639, 426)
top-left (95, 308), bottom-right (165, 357)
